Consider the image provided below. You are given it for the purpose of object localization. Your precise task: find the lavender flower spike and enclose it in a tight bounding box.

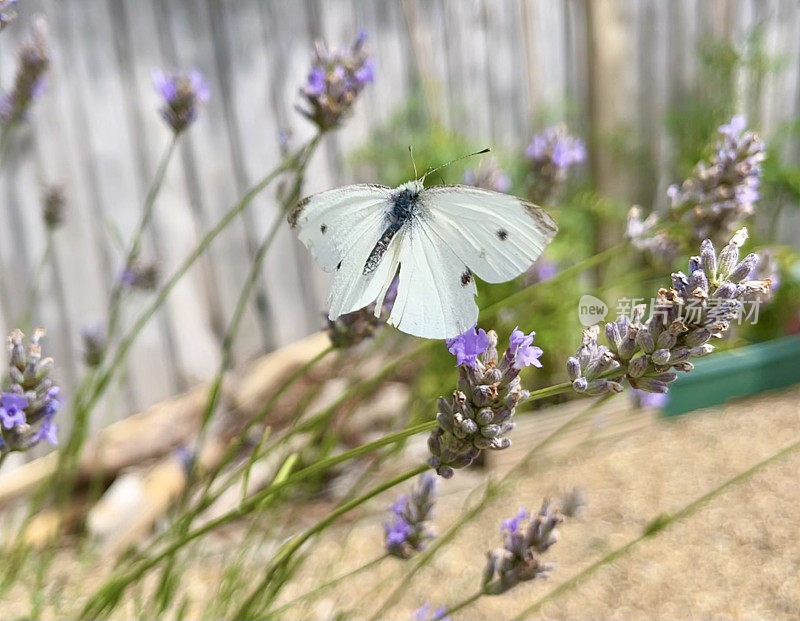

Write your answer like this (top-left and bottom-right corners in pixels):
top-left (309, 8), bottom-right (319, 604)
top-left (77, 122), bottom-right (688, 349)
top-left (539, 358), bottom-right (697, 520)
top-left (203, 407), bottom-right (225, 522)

top-left (567, 228), bottom-right (771, 396)
top-left (429, 328), bottom-right (537, 477)
top-left (0, 16), bottom-right (49, 124)
top-left (384, 473), bottom-right (437, 559)
top-left (0, 329), bottom-right (61, 454)
top-left (525, 124), bottom-right (586, 203)
top-left (297, 31), bottom-right (375, 131)
top-left (483, 499), bottom-right (563, 595)
top-left (463, 157), bottom-right (511, 193)
top-left (153, 68), bottom-right (210, 133)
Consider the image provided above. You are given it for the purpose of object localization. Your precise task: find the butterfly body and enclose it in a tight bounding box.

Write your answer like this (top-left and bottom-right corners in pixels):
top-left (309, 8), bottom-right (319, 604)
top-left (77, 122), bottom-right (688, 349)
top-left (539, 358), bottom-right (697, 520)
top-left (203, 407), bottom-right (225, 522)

top-left (291, 177), bottom-right (557, 340)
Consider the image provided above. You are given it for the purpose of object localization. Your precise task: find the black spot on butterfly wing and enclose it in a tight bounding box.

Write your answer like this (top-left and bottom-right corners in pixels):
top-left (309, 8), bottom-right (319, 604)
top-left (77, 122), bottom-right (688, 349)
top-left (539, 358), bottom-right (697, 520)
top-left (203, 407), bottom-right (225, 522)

top-left (496, 229), bottom-right (508, 241)
top-left (320, 224), bottom-right (327, 234)
top-left (336, 260), bottom-right (342, 270)
top-left (460, 269), bottom-right (472, 287)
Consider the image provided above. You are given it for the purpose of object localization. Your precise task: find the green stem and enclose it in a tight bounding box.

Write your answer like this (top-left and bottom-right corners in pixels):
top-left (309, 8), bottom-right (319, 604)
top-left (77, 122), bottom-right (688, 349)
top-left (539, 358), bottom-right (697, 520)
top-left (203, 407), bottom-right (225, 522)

top-left (368, 394), bottom-right (613, 619)
top-left (106, 135), bottom-right (179, 345)
top-left (80, 424), bottom-right (433, 619)
top-left (70, 147), bottom-right (301, 451)
top-left (511, 436), bottom-right (800, 620)
top-left (17, 229), bottom-right (54, 332)
top-left (442, 590), bottom-right (483, 618)
top-left (0, 451), bottom-right (8, 472)
top-left (0, 123), bottom-right (15, 176)
top-left (233, 464), bottom-right (429, 620)
top-left (60, 136), bottom-right (179, 469)
top-left (267, 554), bottom-right (388, 617)
top-left (481, 241), bottom-right (629, 320)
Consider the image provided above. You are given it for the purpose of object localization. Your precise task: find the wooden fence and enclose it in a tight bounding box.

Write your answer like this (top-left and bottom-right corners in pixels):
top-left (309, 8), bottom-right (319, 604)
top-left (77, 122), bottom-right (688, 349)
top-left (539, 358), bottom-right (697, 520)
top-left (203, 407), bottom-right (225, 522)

top-left (1, 0), bottom-right (799, 424)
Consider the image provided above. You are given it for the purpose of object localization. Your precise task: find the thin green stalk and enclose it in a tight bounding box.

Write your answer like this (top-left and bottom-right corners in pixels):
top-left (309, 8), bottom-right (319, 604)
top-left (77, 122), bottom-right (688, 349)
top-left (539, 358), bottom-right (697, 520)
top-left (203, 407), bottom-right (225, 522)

top-left (69, 152), bottom-right (297, 454)
top-left (268, 554), bottom-right (388, 617)
top-left (511, 436), bottom-right (800, 620)
top-left (105, 135), bottom-right (179, 343)
top-left (481, 241), bottom-right (629, 320)
top-left (232, 464), bottom-right (429, 620)
top-left (0, 123), bottom-right (15, 175)
top-left (368, 394), bottom-right (614, 619)
top-left (442, 590), bottom-right (483, 618)
top-left (18, 229), bottom-right (54, 332)
top-left (79, 423), bottom-right (433, 619)
top-left (0, 451), bottom-right (8, 472)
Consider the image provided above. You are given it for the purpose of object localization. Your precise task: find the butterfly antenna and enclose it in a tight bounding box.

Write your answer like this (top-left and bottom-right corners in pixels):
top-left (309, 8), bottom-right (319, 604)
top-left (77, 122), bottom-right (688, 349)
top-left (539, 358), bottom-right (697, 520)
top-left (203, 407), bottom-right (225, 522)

top-left (408, 145), bottom-right (418, 179)
top-left (420, 147), bottom-right (491, 183)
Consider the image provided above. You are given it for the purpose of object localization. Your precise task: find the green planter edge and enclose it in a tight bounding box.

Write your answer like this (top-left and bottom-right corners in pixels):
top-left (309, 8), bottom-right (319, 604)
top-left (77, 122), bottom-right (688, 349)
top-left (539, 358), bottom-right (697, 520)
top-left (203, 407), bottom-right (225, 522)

top-left (663, 335), bottom-right (800, 417)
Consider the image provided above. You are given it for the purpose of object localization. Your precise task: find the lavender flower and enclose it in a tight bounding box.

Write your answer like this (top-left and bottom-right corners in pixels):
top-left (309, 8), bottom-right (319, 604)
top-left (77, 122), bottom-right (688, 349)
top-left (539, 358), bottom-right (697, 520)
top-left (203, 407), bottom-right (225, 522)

top-left (42, 185), bottom-right (66, 228)
top-left (384, 473), bottom-right (437, 559)
top-left (0, 0), bottom-right (18, 32)
top-left (81, 324), bottom-right (107, 367)
top-left (482, 500), bottom-right (563, 595)
top-left (0, 16), bottom-right (49, 124)
top-left (429, 328), bottom-right (541, 477)
top-left (568, 228), bottom-right (771, 395)
top-left (446, 326), bottom-right (490, 369)
top-left (628, 116), bottom-right (766, 257)
top-left (525, 125), bottom-right (586, 203)
top-left (414, 603), bottom-right (451, 621)
top-left (326, 277), bottom-right (398, 348)
top-left (0, 329), bottom-right (60, 453)
top-left (297, 31), bottom-right (375, 131)
top-left (119, 260), bottom-right (159, 291)
top-left (463, 158), bottom-right (511, 193)
top-left (152, 68), bottom-right (210, 133)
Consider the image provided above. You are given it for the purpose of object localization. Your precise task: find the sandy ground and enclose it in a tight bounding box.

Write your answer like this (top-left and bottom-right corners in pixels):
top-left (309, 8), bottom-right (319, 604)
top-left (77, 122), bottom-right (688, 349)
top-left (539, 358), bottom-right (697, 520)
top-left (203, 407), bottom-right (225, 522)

top-left (3, 385), bottom-right (799, 619)
top-left (272, 385), bottom-right (800, 620)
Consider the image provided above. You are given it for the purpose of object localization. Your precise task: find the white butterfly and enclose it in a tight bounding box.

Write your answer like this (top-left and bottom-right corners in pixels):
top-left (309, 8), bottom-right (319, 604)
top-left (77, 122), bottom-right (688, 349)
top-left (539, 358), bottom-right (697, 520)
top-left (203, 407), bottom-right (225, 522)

top-left (290, 167), bottom-right (557, 340)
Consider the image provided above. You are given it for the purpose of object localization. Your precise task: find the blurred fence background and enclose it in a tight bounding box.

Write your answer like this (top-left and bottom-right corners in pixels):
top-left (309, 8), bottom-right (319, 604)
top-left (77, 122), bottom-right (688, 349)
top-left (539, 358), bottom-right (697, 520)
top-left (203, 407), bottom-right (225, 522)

top-left (1, 0), bottom-right (799, 424)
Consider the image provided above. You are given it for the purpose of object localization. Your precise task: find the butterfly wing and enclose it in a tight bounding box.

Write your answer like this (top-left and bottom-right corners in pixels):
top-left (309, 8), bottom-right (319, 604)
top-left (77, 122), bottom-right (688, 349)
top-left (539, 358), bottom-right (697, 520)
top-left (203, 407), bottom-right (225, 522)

top-left (387, 221), bottom-right (478, 339)
top-left (290, 184), bottom-right (399, 318)
top-left (421, 185), bottom-right (557, 283)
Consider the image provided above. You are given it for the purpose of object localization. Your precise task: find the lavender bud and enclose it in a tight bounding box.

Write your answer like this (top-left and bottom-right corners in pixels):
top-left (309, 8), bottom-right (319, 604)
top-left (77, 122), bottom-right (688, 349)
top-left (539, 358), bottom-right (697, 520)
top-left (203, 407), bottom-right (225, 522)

top-left (572, 378), bottom-right (588, 393)
top-left (605, 322), bottom-right (621, 353)
top-left (627, 356), bottom-right (649, 378)
top-left (728, 253), bottom-right (758, 283)
top-left (700, 240), bottom-right (717, 281)
top-left (635, 330), bottom-right (655, 354)
top-left (685, 328), bottom-right (711, 347)
top-left (629, 377), bottom-right (669, 393)
top-left (690, 344), bottom-right (715, 357)
top-left (655, 331), bottom-right (677, 350)
top-left (566, 357), bottom-right (581, 381)
top-left (651, 349), bottom-right (671, 365)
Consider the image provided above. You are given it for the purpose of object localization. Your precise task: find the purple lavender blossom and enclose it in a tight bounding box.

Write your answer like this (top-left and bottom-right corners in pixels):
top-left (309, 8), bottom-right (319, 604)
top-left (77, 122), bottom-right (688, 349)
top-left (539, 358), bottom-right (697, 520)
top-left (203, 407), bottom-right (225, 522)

top-left (152, 68), bottom-right (210, 133)
top-left (414, 603), bottom-right (451, 621)
top-left (0, 17), bottom-right (49, 124)
top-left (297, 31), bottom-right (375, 131)
top-left (508, 327), bottom-right (543, 370)
top-left (463, 158), bottom-right (512, 193)
top-left (430, 329), bottom-right (535, 477)
top-left (483, 500), bottom-right (562, 595)
top-left (1, 329), bottom-right (61, 453)
top-left (446, 326), bottom-right (490, 369)
top-left (0, 393), bottom-right (27, 430)
top-left (525, 124), bottom-right (585, 203)
top-left (384, 473), bottom-right (437, 559)
top-left (632, 115), bottom-right (766, 256)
